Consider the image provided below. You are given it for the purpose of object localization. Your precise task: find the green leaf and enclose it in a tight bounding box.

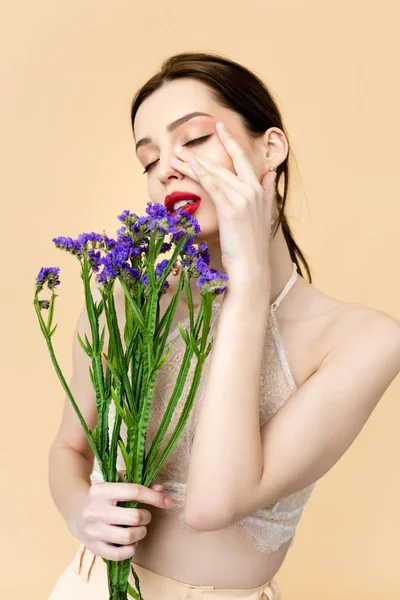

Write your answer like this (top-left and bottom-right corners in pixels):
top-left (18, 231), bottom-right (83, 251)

top-left (49, 323), bottom-right (58, 337)
top-left (89, 365), bottom-right (95, 386)
top-left (95, 298), bottom-right (104, 318)
top-left (118, 439), bottom-right (133, 474)
top-left (111, 386), bottom-right (135, 428)
top-left (155, 343), bottom-right (172, 371)
top-left (127, 581), bottom-right (140, 599)
top-left (119, 279), bottom-right (146, 333)
top-left (177, 321), bottom-right (189, 345)
top-left (99, 325), bottom-right (106, 352)
top-left (77, 332), bottom-right (92, 356)
top-left (189, 332), bottom-right (201, 359)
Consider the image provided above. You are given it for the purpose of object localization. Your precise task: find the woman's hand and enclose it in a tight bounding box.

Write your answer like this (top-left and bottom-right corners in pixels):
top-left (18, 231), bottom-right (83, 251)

top-left (171, 121), bottom-right (277, 290)
top-left (72, 481), bottom-right (173, 562)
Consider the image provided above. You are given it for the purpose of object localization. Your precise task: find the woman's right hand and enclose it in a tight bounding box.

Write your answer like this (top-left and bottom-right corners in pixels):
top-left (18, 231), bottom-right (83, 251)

top-left (75, 481), bottom-right (174, 561)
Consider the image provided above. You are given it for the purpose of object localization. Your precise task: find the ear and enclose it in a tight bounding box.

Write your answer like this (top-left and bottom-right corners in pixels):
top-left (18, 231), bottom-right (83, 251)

top-left (261, 127), bottom-right (288, 167)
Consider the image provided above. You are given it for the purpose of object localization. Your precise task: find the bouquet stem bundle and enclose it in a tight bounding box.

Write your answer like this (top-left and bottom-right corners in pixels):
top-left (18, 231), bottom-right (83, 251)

top-left (34, 203), bottom-right (228, 599)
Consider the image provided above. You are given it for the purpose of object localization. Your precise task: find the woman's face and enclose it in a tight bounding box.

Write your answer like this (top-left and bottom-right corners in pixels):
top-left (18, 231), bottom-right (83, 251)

top-left (133, 78), bottom-right (271, 243)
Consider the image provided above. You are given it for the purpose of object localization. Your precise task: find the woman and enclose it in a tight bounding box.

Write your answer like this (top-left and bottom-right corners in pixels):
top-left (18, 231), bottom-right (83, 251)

top-left (48, 52), bottom-right (400, 599)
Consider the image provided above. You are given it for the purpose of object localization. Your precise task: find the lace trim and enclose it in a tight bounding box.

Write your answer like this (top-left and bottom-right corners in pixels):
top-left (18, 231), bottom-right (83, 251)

top-left (156, 480), bottom-right (316, 553)
top-left (269, 309), bottom-right (297, 392)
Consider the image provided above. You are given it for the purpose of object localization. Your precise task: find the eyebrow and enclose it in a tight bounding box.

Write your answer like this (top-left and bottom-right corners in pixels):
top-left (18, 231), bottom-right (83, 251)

top-left (135, 111), bottom-right (213, 152)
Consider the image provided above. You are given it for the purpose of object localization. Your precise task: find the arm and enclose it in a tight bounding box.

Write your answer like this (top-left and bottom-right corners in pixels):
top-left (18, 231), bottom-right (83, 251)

top-left (183, 284), bottom-right (270, 528)
top-left (184, 302), bottom-right (400, 531)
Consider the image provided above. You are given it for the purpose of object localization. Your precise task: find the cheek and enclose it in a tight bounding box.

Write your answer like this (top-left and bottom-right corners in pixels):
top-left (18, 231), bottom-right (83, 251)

top-left (206, 148), bottom-right (236, 174)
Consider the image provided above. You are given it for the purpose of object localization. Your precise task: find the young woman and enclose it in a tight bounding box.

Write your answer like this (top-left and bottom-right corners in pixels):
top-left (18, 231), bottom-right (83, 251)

top-left (48, 52), bottom-right (400, 599)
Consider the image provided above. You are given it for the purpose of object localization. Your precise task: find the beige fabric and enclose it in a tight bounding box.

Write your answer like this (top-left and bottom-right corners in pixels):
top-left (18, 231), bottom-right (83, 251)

top-left (90, 262), bottom-right (316, 553)
top-left (49, 542), bottom-right (282, 599)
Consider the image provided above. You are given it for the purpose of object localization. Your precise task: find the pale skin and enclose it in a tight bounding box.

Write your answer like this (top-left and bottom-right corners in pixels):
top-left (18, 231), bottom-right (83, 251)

top-left (49, 78), bottom-right (400, 588)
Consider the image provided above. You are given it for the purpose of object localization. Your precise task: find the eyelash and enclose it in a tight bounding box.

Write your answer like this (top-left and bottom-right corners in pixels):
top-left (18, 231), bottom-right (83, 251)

top-left (142, 135), bottom-right (212, 174)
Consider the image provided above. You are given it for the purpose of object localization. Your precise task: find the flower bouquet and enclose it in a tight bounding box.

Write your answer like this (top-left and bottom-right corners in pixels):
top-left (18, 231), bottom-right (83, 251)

top-left (33, 202), bottom-right (228, 600)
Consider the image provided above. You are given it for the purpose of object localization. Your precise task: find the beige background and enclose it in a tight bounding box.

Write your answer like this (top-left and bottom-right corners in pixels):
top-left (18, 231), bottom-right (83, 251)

top-left (1, 1), bottom-right (399, 598)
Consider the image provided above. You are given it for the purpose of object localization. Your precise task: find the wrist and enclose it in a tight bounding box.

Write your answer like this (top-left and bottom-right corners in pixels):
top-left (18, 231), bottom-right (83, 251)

top-left (66, 485), bottom-right (90, 539)
top-left (223, 281), bottom-right (271, 318)
top-left (226, 270), bottom-right (271, 303)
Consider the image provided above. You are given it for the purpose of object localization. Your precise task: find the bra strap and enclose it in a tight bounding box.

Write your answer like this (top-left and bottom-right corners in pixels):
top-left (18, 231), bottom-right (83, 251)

top-left (270, 262), bottom-right (298, 312)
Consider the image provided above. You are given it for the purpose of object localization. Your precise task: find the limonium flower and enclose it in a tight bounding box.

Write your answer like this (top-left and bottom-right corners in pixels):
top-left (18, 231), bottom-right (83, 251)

top-left (34, 201), bottom-right (230, 600)
top-left (35, 267), bottom-right (61, 293)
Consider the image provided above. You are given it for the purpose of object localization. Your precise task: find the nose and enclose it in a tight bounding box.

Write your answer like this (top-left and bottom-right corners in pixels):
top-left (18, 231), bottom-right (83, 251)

top-left (157, 148), bottom-right (184, 184)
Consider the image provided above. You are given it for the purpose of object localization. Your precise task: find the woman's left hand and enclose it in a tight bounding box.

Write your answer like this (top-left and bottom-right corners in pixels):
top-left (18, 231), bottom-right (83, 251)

top-left (171, 121), bottom-right (276, 289)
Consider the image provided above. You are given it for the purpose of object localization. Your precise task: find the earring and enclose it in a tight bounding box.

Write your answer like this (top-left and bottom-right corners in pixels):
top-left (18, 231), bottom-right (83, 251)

top-left (269, 166), bottom-right (275, 172)
top-left (172, 260), bottom-right (181, 276)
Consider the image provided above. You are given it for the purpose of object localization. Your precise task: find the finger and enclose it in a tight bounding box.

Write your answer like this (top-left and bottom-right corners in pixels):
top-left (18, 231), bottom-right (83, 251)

top-left (171, 156), bottom-right (200, 181)
top-left (99, 482), bottom-right (173, 508)
top-left (99, 522), bottom-right (148, 546)
top-left (215, 122), bottom-right (260, 186)
top-left (150, 483), bottom-right (164, 491)
top-left (189, 158), bottom-right (231, 211)
top-left (188, 154), bottom-right (250, 196)
top-left (95, 540), bottom-right (137, 561)
top-left (108, 506), bottom-right (153, 526)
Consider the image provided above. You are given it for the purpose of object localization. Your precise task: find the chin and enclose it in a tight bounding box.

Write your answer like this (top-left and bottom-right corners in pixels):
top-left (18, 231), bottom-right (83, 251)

top-left (190, 213), bottom-right (219, 241)
top-left (193, 226), bottom-right (219, 245)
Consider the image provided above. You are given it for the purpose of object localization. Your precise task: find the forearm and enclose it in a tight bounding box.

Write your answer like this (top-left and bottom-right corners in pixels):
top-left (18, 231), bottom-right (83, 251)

top-left (48, 443), bottom-right (93, 538)
top-left (184, 283), bottom-right (270, 525)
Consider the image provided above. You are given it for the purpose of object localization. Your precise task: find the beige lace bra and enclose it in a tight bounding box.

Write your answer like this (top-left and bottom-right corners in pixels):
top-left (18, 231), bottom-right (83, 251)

top-left (90, 261), bottom-right (316, 553)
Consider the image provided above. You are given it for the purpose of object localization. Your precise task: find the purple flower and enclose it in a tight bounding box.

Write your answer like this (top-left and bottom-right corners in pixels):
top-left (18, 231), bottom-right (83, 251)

top-left (103, 235), bottom-right (117, 250)
top-left (125, 266), bottom-right (140, 279)
top-left (198, 242), bottom-right (210, 265)
top-left (117, 209), bottom-right (138, 223)
top-left (145, 202), bottom-right (178, 235)
top-left (77, 232), bottom-right (103, 247)
top-left (173, 210), bottom-right (201, 239)
top-left (131, 215), bottom-right (151, 234)
top-left (53, 236), bottom-right (83, 256)
top-left (196, 268), bottom-right (229, 296)
top-left (117, 226), bottom-right (127, 237)
top-left (38, 299), bottom-right (50, 310)
top-left (96, 238), bottom-right (140, 286)
top-left (155, 259), bottom-right (169, 278)
top-left (195, 257), bottom-right (209, 275)
top-left (88, 249), bottom-right (102, 272)
top-left (182, 241), bottom-right (198, 256)
top-left (145, 202), bottom-right (169, 221)
top-left (160, 242), bottom-right (172, 253)
top-left (36, 267), bottom-right (61, 292)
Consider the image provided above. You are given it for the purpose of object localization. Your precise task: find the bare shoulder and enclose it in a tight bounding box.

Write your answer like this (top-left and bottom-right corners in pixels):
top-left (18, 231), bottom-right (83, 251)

top-left (285, 276), bottom-right (400, 387)
top-left (305, 285), bottom-right (400, 386)
top-left (325, 295), bottom-right (400, 354)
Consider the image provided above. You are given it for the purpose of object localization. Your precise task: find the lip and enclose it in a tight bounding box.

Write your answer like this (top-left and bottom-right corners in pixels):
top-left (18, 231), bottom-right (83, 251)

top-left (164, 191), bottom-right (201, 213)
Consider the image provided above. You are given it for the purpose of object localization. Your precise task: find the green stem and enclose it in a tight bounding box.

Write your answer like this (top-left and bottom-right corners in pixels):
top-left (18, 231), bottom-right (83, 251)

top-left (33, 297), bottom-right (102, 471)
top-left (103, 290), bottom-right (137, 423)
top-left (144, 295), bottom-right (214, 485)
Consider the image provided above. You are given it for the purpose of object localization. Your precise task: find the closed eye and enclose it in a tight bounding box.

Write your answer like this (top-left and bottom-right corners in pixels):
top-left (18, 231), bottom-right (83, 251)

top-left (142, 134), bottom-right (212, 174)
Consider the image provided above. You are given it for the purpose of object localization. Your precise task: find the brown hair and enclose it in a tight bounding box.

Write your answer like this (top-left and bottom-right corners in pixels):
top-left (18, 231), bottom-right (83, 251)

top-left (130, 51), bottom-right (312, 283)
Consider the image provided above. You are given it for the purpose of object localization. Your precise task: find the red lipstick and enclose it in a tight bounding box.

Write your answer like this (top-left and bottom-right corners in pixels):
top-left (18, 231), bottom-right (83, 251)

top-left (164, 191), bottom-right (202, 216)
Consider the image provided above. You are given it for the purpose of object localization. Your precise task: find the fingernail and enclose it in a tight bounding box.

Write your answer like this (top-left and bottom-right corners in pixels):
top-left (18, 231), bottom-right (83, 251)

top-left (216, 121), bottom-right (225, 130)
top-left (164, 497), bottom-right (174, 507)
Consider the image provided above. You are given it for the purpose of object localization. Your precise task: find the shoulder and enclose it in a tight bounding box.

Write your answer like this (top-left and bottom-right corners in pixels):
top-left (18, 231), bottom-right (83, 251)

top-left (309, 290), bottom-right (400, 393)
top-left (325, 295), bottom-right (400, 355)
top-left (292, 273), bottom-right (400, 346)
top-left (286, 276), bottom-right (400, 383)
